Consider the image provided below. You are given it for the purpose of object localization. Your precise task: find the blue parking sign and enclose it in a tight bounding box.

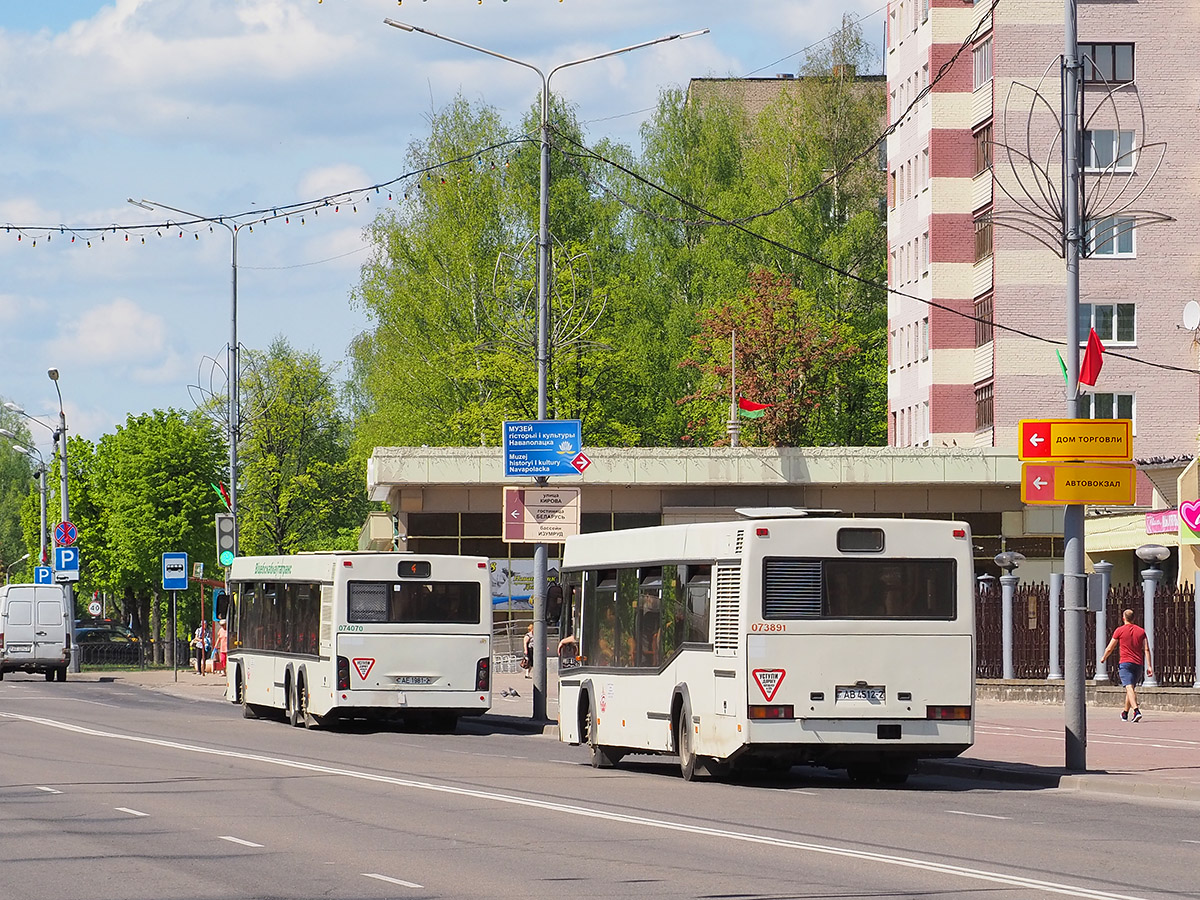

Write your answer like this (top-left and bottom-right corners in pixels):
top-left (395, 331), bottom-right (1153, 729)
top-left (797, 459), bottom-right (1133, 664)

top-left (35, 566), bottom-right (53, 584)
top-left (54, 546), bottom-right (80, 583)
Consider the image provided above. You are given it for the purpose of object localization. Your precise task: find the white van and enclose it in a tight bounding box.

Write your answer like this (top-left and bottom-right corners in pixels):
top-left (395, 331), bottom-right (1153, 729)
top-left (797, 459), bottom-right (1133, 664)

top-left (0, 583), bottom-right (72, 682)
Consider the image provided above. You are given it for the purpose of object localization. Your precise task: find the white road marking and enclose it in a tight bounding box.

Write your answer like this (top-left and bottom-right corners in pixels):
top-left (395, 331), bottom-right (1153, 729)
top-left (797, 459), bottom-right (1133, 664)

top-left (363, 873), bottom-right (423, 888)
top-left (37, 787), bottom-right (62, 794)
top-left (1, 712), bottom-right (1151, 900)
top-left (1183, 840), bottom-right (1200, 845)
top-left (219, 836), bottom-right (264, 848)
top-left (947, 810), bottom-right (1010, 820)
top-left (115, 807), bottom-right (149, 817)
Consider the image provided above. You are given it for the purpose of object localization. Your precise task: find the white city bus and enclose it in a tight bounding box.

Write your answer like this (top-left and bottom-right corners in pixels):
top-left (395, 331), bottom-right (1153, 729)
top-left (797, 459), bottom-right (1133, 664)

top-left (225, 552), bottom-right (492, 730)
top-left (556, 510), bottom-right (975, 783)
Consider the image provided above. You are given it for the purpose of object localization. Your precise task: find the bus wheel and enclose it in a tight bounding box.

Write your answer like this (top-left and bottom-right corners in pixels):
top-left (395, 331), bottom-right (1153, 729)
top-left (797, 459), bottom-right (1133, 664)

top-left (56, 667), bottom-right (67, 682)
top-left (286, 676), bottom-right (302, 728)
top-left (676, 701), bottom-right (698, 782)
top-left (300, 680), bottom-right (322, 729)
top-left (879, 757), bottom-right (914, 786)
top-left (241, 671), bottom-right (261, 719)
top-left (45, 670), bottom-right (55, 682)
top-left (586, 704), bottom-right (618, 769)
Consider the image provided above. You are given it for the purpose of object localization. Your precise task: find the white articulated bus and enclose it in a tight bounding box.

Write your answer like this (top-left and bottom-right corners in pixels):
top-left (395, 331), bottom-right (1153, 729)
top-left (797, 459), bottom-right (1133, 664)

top-left (225, 552), bottom-right (492, 730)
top-left (556, 510), bottom-right (975, 783)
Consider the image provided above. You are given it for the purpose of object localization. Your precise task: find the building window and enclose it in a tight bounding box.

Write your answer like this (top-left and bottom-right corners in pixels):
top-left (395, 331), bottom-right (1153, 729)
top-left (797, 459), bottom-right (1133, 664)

top-left (973, 38), bottom-right (993, 89)
top-left (889, 170), bottom-right (896, 208)
top-left (975, 382), bottom-right (994, 432)
top-left (1079, 391), bottom-right (1134, 425)
top-left (1079, 43), bottom-right (1134, 84)
top-left (922, 230), bottom-right (930, 272)
top-left (1084, 129), bottom-right (1136, 172)
top-left (1079, 303), bottom-right (1135, 345)
top-left (974, 209), bottom-right (993, 262)
top-left (921, 318), bottom-right (929, 361)
top-left (1085, 216), bottom-right (1135, 257)
top-left (974, 123), bottom-right (993, 175)
top-left (975, 294), bottom-right (994, 347)
top-left (921, 0), bottom-right (929, 23)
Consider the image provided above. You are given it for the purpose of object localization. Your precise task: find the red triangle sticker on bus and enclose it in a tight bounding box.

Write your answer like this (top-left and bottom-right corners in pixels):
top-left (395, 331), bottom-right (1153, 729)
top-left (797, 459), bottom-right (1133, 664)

top-left (353, 658), bottom-right (375, 680)
top-left (752, 668), bottom-right (785, 701)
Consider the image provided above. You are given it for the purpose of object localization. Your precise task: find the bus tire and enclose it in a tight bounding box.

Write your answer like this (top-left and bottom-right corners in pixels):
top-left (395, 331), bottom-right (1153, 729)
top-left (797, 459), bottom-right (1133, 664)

top-left (286, 673), bottom-right (302, 728)
top-left (56, 667), bottom-right (67, 682)
top-left (241, 671), bottom-right (262, 719)
top-left (586, 704), bottom-right (618, 769)
top-left (45, 670), bottom-right (55, 682)
top-left (298, 676), bottom-right (322, 729)
top-left (676, 700), bottom-right (699, 782)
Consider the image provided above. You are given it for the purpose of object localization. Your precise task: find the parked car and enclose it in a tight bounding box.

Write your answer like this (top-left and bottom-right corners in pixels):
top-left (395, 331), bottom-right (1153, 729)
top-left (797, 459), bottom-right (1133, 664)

top-left (75, 626), bottom-right (142, 666)
top-left (75, 618), bottom-right (139, 641)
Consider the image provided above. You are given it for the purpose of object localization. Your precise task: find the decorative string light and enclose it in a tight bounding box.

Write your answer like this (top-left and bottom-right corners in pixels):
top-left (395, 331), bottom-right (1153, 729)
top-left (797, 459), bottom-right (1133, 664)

top-left (1, 137), bottom-right (532, 250)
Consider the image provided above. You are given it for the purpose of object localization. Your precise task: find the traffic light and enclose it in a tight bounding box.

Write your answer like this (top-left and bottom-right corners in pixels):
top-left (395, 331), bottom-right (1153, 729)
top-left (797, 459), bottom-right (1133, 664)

top-left (215, 513), bottom-right (237, 567)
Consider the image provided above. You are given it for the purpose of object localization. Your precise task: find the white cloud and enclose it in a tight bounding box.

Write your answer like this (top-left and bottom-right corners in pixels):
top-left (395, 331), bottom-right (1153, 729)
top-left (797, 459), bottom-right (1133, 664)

top-left (298, 163), bottom-right (372, 201)
top-left (49, 296), bottom-right (168, 365)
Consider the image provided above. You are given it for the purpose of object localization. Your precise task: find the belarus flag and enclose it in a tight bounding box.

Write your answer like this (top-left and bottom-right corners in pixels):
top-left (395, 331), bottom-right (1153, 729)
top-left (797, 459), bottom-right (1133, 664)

top-left (1078, 327), bottom-right (1106, 387)
top-left (737, 397), bottom-right (771, 419)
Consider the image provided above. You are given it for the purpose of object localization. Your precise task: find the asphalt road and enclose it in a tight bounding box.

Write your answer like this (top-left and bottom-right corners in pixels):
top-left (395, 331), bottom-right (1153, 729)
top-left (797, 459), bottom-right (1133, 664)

top-left (1, 674), bottom-right (1196, 900)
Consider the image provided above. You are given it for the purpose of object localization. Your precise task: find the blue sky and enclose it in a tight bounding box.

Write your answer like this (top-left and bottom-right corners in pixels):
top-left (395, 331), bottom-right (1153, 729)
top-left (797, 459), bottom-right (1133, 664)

top-left (0, 0), bottom-right (884, 445)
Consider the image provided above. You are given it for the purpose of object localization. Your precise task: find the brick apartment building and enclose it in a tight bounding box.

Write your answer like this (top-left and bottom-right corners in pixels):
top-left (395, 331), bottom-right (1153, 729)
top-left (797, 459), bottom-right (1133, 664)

top-left (885, 0), bottom-right (1200, 461)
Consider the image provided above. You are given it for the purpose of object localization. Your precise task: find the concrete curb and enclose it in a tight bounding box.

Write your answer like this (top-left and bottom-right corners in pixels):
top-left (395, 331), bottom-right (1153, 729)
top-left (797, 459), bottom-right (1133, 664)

top-left (919, 758), bottom-right (1200, 804)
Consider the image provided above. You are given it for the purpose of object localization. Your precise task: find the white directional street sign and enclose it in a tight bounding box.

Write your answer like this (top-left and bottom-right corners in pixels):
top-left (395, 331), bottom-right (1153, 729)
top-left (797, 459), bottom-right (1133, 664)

top-left (503, 486), bottom-right (582, 543)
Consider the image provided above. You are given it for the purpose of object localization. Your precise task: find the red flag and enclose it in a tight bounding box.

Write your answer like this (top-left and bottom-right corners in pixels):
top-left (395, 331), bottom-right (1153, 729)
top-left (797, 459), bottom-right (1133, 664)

top-left (1078, 327), bottom-right (1106, 386)
top-left (737, 397), bottom-right (771, 412)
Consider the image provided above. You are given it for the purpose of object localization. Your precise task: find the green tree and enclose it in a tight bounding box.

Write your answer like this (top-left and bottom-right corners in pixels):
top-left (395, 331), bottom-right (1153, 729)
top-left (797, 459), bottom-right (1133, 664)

top-left (680, 270), bottom-right (859, 446)
top-left (88, 410), bottom-right (226, 650)
top-left (237, 338), bottom-right (370, 555)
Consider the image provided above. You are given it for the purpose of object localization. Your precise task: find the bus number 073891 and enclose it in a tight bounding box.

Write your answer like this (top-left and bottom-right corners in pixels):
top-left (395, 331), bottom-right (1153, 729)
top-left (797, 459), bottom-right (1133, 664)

top-left (750, 622), bottom-right (787, 633)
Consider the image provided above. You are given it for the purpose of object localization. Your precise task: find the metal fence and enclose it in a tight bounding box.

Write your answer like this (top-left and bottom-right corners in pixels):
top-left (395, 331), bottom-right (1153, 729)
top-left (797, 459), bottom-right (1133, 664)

top-left (977, 583), bottom-right (1197, 686)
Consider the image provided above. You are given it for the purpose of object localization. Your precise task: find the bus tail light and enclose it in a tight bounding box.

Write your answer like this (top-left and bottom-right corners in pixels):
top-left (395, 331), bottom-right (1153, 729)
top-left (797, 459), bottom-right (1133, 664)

top-left (337, 656), bottom-right (351, 690)
top-left (475, 657), bottom-right (490, 691)
top-left (748, 705), bottom-right (794, 720)
top-left (926, 705), bottom-right (971, 720)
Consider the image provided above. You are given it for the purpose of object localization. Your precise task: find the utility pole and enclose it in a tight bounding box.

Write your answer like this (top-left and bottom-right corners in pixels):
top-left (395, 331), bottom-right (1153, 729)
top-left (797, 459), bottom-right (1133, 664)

top-left (1062, 0), bottom-right (1087, 771)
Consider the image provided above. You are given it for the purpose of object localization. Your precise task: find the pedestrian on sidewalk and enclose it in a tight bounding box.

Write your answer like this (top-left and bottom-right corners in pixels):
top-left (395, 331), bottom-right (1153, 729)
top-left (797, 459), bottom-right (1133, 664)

top-left (1101, 608), bottom-right (1153, 722)
top-left (191, 623), bottom-right (208, 677)
top-left (213, 618), bottom-right (227, 675)
top-left (522, 623), bottom-right (534, 677)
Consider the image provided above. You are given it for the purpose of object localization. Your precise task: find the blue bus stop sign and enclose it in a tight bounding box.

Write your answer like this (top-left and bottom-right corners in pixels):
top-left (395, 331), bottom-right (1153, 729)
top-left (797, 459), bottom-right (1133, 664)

top-left (162, 552), bottom-right (189, 591)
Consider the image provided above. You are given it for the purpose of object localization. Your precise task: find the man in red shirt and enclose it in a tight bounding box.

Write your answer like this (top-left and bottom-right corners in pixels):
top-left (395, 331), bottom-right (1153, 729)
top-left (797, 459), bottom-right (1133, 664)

top-left (1100, 608), bottom-right (1153, 722)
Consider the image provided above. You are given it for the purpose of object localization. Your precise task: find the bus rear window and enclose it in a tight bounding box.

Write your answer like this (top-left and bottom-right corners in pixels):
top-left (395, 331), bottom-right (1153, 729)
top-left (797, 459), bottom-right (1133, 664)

top-left (763, 558), bottom-right (956, 620)
top-left (348, 581), bottom-right (481, 624)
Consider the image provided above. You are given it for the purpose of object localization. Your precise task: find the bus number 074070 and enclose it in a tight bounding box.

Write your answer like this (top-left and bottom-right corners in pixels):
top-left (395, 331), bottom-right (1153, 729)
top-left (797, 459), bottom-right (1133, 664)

top-left (750, 622), bottom-right (787, 633)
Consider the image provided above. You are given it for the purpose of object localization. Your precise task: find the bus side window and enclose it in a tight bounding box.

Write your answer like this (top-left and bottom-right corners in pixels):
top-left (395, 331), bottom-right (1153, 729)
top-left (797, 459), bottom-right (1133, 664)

top-left (616, 568), bottom-right (639, 667)
top-left (685, 565), bottom-right (711, 644)
top-left (659, 564), bottom-right (683, 661)
top-left (583, 570), bottom-right (617, 667)
top-left (637, 567), bottom-right (662, 669)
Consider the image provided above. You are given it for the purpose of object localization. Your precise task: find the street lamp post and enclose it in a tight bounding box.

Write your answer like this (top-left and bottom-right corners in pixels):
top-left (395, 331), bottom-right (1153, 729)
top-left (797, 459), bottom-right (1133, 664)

top-left (47, 367), bottom-right (80, 672)
top-left (128, 199), bottom-right (239, 540)
top-left (385, 16), bottom-right (707, 722)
